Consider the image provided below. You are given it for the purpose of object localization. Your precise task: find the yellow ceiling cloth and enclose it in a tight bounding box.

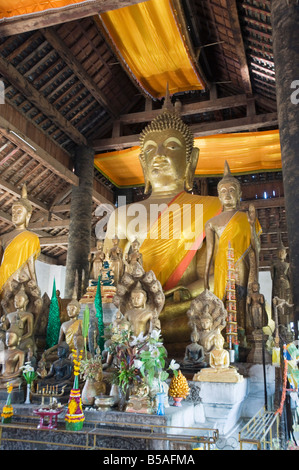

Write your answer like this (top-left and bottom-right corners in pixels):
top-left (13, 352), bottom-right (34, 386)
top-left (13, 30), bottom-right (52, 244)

top-left (99, 0), bottom-right (205, 98)
top-left (94, 129), bottom-right (282, 187)
top-left (0, 0), bottom-right (89, 17)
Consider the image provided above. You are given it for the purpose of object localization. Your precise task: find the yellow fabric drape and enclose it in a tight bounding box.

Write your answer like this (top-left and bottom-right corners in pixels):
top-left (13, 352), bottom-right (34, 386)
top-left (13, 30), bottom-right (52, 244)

top-left (0, 0), bottom-right (88, 17)
top-left (140, 192), bottom-right (222, 289)
top-left (213, 211), bottom-right (262, 302)
top-left (0, 230), bottom-right (40, 292)
top-left (94, 129), bottom-right (282, 187)
top-left (99, 0), bottom-right (205, 98)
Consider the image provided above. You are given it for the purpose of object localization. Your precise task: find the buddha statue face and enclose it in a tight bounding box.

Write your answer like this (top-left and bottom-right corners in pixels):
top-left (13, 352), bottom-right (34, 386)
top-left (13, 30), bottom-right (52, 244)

top-left (218, 181), bottom-right (241, 211)
top-left (5, 331), bottom-right (18, 348)
top-left (217, 161), bottom-right (241, 210)
top-left (12, 202), bottom-right (31, 229)
top-left (130, 288), bottom-right (147, 309)
top-left (139, 111), bottom-right (198, 194)
top-left (278, 248), bottom-right (287, 261)
top-left (67, 301), bottom-right (80, 319)
top-left (200, 315), bottom-right (213, 331)
top-left (14, 290), bottom-right (29, 310)
top-left (251, 282), bottom-right (259, 293)
top-left (142, 130), bottom-right (187, 189)
top-left (214, 334), bottom-right (224, 350)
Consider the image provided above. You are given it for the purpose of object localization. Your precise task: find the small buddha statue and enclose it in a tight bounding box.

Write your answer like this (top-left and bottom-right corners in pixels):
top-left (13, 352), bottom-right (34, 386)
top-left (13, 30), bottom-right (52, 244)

top-left (113, 264), bottom-right (165, 338)
top-left (108, 235), bottom-right (124, 286)
top-left (125, 239), bottom-right (143, 274)
top-left (38, 342), bottom-right (73, 393)
top-left (246, 282), bottom-right (267, 331)
top-left (1, 286), bottom-right (36, 356)
top-left (209, 334), bottom-right (230, 370)
top-left (58, 295), bottom-right (82, 352)
top-left (182, 329), bottom-right (207, 369)
top-left (89, 239), bottom-right (105, 280)
top-left (193, 333), bottom-right (243, 383)
top-left (271, 239), bottom-right (293, 324)
top-left (187, 289), bottom-right (227, 359)
top-left (124, 283), bottom-right (153, 337)
top-left (125, 380), bottom-right (152, 414)
top-left (0, 327), bottom-right (25, 388)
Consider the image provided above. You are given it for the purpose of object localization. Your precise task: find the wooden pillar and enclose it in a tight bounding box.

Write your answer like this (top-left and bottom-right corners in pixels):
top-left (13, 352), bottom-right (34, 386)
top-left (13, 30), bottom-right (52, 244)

top-left (65, 145), bottom-right (94, 299)
top-left (271, 0), bottom-right (299, 333)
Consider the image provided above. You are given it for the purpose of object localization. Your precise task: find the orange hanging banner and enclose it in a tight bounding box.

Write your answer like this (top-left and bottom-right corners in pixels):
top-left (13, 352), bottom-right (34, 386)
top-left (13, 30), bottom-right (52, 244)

top-left (94, 129), bottom-right (282, 188)
top-left (99, 0), bottom-right (205, 98)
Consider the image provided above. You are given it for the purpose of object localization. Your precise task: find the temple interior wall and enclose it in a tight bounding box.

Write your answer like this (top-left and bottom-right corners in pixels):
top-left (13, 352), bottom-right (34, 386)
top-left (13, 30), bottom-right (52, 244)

top-left (36, 260), bottom-right (66, 299)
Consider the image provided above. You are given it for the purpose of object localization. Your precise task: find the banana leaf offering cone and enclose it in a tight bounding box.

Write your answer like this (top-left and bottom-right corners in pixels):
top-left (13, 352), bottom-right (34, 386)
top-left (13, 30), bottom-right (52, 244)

top-left (65, 350), bottom-right (85, 431)
top-left (1, 383), bottom-right (13, 423)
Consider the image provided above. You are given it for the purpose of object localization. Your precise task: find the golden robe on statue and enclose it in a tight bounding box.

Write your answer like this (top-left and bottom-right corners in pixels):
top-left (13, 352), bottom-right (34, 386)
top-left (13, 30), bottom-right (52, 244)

top-left (213, 211), bottom-right (262, 302)
top-left (140, 191), bottom-right (222, 291)
top-left (0, 230), bottom-right (40, 294)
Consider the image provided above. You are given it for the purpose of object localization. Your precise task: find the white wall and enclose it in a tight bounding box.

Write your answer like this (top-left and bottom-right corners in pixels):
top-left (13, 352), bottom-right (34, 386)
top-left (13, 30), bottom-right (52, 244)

top-left (35, 260), bottom-right (66, 298)
top-left (259, 270), bottom-right (272, 306)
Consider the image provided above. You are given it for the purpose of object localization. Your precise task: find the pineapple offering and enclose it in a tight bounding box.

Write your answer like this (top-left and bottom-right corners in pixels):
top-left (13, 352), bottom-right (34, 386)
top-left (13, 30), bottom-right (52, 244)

top-left (169, 370), bottom-right (190, 406)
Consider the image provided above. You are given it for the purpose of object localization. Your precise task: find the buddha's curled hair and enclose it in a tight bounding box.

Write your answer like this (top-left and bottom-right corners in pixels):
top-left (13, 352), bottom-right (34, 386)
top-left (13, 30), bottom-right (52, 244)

top-left (139, 111), bottom-right (194, 164)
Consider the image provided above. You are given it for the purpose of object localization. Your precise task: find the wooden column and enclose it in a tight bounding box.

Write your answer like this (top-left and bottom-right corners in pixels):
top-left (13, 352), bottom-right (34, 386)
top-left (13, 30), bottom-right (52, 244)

top-left (271, 0), bottom-right (299, 333)
top-left (65, 145), bottom-right (94, 299)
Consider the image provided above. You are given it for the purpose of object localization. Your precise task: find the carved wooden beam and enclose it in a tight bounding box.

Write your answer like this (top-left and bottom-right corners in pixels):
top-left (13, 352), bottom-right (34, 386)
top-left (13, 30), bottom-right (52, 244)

top-left (0, 55), bottom-right (87, 147)
top-left (0, 1), bottom-right (148, 37)
top-left (226, 0), bottom-right (253, 95)
top-left (93, 112), bottom-right (278, 151)
top-left (41, 28), bottom-right (118, 117)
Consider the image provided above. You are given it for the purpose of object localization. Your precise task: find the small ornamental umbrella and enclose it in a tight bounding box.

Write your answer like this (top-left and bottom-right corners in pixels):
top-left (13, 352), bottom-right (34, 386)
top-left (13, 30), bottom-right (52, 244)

top-left (65, 349), bottom-right (85, 431)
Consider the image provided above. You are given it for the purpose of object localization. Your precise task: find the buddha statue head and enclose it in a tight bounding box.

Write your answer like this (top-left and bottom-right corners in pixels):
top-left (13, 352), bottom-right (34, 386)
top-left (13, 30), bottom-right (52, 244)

top-left (139, 89), bottom-right (199, 194)
top-left (217, 161), bottom-right (241, 211)
top-left (130, 282), bottom-right (147, 309)
top-left (14, 285), bottom-right (29, 311)
top-left (11, 184), bottom-right (32, 229)
top-left (277, 237), bottom-right (287, 261)
top-left (66, 292), bottom-right (81, 319)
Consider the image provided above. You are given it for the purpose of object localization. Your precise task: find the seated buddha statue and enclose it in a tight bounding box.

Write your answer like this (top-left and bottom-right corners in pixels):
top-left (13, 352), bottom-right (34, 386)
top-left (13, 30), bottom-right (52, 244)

top-left (113, 263), bottom-right (165, 337)
top-left (204, 161), bottom-right (262, 333)
top-left (38, 341), bottom-right (73, 394)
top-left (58, 295), bottom-right (82, 352)
top-left (0, 184), bottom-right (40, 311)
top-left (182, 329), bottom-right (207, 369)
top-left (0, 327), bottom-right (25, 389)
top-left (193, 333), bottom-right (243, 383)
top-left (104, 92), bottom-right (222, 354)
top-left (1, 286), bottom-right (36, 356)
top-left (186, 289), bottom-right (227, 359)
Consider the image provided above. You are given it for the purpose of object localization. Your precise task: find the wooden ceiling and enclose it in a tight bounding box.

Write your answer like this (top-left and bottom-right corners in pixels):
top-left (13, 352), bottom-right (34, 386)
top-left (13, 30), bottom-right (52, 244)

top-left (0, 0), bottom-right (280, 266)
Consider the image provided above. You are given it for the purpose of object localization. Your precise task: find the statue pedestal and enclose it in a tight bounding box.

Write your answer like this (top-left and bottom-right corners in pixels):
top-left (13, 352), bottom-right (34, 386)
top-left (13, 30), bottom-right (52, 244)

top-left (247, 329), bottom-right (272, 364)
top-left (237, 363), bottom-right (276, 418)
top-left (195, 379), bottom-right (248, 435)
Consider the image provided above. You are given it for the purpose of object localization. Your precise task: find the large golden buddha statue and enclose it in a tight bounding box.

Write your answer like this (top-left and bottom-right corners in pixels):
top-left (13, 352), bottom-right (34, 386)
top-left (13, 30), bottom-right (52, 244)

top-left (204, 161), bottom-right (262, 333)
top-left (104, 92), bottom-right (221, 354)
top-left (0, 184), bottom-right (40, 312)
